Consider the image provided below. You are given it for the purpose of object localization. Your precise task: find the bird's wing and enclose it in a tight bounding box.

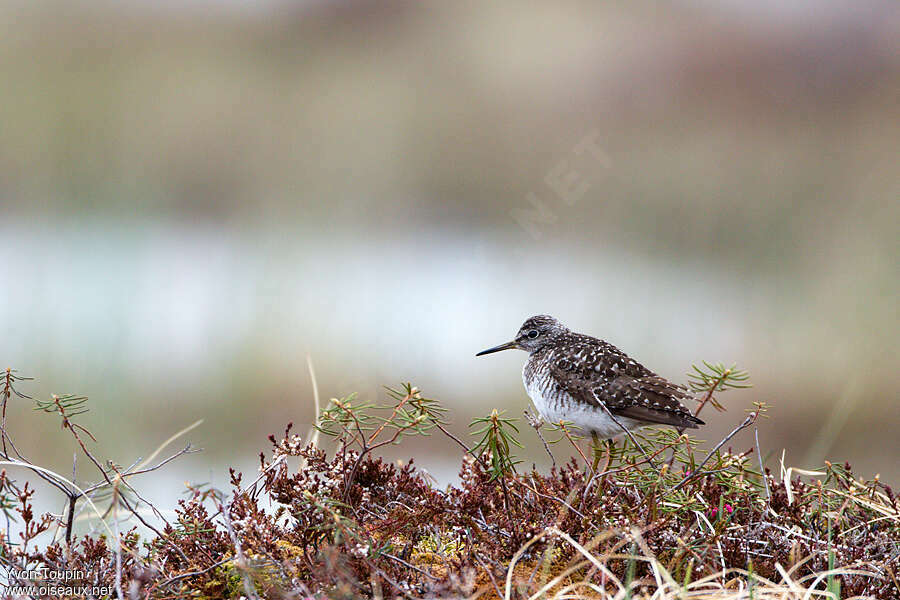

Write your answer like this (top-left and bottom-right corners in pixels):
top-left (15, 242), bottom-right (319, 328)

top-left (600, 375), bottom-right (703, 429)
top-left (548, 344), bottom-right (704, 430)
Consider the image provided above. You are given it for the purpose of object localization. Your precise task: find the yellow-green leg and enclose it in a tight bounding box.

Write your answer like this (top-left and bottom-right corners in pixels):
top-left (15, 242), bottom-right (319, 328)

top-left (591, 432), bottom-right (603, 472)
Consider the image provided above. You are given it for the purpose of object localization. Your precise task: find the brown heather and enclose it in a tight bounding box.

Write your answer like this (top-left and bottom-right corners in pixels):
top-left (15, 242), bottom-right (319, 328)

top-left (1, 368), bottom-right (898, 599)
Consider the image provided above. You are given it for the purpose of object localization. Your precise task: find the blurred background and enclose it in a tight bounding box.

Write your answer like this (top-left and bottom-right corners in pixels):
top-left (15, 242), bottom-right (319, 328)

top-left (1, 0), bottom-right (898, 515)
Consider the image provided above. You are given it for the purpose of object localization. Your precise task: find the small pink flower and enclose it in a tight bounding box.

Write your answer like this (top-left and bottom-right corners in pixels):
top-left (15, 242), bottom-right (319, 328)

top-left (708, 507), bottom-right (718, 518)
top-left (724, 503), bottom-right (734, 515)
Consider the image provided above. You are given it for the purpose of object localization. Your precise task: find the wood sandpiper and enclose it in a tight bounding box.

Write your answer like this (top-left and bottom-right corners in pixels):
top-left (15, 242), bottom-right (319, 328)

top-left (476, 315), bottom-right (704, 451)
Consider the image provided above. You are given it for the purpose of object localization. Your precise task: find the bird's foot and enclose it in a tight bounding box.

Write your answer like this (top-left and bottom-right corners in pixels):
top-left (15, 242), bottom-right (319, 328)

top-left (590, 432), bottom-right (603, 472)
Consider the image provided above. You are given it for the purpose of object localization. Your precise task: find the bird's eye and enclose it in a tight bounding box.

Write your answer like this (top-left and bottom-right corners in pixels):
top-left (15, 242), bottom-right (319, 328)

top-left (527, 329), bottom-right (539, 339)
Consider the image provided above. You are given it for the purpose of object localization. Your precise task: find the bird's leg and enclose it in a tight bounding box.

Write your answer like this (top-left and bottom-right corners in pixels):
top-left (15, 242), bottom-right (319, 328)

top-left (595, 402), bottom-right (657, 468)
top-left (591, 432), bottom-right (603, 472)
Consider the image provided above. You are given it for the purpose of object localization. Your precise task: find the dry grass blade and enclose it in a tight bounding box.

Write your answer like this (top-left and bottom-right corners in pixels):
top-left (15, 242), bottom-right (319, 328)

top-left (306, 354), bottom-right (322, 450)
top-left (134, 419), bottom-right (203, 471)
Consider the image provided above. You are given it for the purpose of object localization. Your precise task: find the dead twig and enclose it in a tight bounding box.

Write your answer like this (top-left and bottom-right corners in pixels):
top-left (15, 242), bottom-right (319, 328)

top-left (673, 411), bottom-right (759, 491)
top-left (157, 558), bottom-right (231, 589)
top-left (524, 409), bottom-right (556, 468)
top-left (556, 421), bottom-right (591, 472)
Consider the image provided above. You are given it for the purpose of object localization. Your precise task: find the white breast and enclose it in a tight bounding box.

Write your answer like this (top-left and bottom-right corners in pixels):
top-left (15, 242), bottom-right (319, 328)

top-left (522, 361), bottom-right (645, 439)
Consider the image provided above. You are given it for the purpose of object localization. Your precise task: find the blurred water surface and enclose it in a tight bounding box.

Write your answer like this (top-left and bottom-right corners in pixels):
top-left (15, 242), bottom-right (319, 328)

top-left (3, 217), bottom-right (897, 476)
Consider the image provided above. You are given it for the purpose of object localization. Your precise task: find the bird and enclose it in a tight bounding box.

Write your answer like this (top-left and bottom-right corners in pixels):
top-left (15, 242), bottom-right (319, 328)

top-left (475, 315), bottom-right (703, 445)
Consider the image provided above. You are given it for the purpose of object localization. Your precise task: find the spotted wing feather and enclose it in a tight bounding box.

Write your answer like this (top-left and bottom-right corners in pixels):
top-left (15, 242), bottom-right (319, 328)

top-left (547, 333), bottom-right (703, 430)
top-left (600, 375), bottom-right (703, 429)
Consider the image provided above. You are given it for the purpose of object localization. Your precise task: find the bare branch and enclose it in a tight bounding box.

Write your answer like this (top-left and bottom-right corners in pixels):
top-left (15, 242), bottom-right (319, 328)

top-left (673, 411), bottom-right (759, 491)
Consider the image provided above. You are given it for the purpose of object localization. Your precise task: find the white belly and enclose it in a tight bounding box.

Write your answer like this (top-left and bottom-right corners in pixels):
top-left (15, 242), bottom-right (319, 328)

top-left (523, 367), bottom-right (644, 439)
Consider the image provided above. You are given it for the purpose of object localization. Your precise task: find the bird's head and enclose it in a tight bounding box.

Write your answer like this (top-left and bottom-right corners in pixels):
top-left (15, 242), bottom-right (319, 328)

top-left (476, 314), bottom-right (568, 356)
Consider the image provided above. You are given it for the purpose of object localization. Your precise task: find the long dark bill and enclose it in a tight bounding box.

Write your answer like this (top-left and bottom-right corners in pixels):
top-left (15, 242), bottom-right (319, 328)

top-left (475, 340), bottom-right (518, 356)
